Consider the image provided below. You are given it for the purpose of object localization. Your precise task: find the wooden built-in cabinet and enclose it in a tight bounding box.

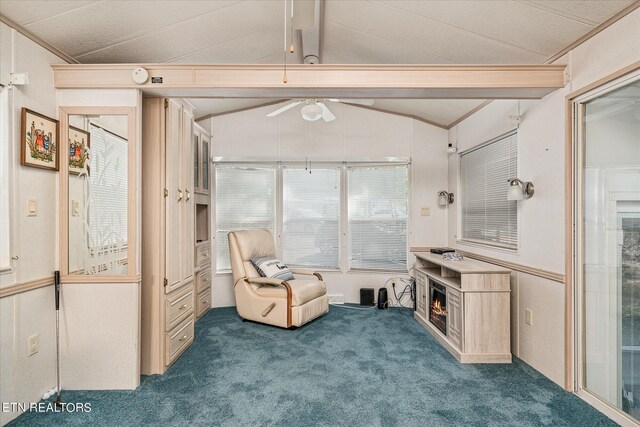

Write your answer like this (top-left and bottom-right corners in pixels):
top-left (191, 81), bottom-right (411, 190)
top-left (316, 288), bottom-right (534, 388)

top-left (193, 122), bottom-right (212, 319)
top-left (141, 98), bottom-right (196, 375)
top-left (413, 252), bottom-right (511, 364)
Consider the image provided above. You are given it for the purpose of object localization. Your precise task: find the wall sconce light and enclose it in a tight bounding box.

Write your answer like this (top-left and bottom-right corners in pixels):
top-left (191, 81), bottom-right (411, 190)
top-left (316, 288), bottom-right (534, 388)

top-left (507, 178), bottom-right (534, 200)
top-left (437, 191), bottom-right (454, 206)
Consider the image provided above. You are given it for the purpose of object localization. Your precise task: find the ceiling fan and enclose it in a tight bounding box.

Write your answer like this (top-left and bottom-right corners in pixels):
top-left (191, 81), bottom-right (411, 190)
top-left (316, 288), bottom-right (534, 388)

top-left (267, 98), bottom-right (375, 122)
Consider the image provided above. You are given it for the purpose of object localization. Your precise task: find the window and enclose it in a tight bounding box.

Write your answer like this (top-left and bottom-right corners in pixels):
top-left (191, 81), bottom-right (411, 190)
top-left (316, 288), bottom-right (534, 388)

top-left (0, 87), bottom-right (10, 271)
top-left (460, 131), bottom-right (517, 249)
top-left (215, 165), bottom-right (276, 271)
top-left (214, 163), bottom-right (409, 273)
top-left (348, 165), bottom-right (408, 270)
top-left (282, 166), bottom-right (340, 268)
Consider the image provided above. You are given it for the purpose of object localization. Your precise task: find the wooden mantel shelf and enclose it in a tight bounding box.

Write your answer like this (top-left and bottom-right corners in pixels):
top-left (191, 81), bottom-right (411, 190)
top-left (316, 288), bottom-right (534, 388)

top-left (51, 63), bottom-right (566, 99)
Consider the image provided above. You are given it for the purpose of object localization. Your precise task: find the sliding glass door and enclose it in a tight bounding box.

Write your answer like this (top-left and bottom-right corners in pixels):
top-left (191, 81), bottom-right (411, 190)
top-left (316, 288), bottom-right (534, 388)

top-left (580, 78), bottom-right (640, 422)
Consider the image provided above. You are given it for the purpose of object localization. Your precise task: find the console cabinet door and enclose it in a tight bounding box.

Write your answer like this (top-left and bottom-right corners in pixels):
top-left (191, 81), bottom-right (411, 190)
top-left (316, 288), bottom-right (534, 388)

top-left (447, 287), bottom-right (462, 350)
top-left (415, 271), bottom-right (427, 319)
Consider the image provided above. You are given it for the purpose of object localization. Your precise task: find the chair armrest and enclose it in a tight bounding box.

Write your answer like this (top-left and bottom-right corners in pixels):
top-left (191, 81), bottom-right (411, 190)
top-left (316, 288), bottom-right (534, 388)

top-left (247, 277), bottom-right (285, 287)
top-left (290, 269), bottom-right (323, 281)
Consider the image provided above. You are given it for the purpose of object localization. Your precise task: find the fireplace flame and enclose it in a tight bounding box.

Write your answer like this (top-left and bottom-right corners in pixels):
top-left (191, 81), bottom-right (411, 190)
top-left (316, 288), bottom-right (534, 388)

top-left (431, 299), bottom-right (447, 316)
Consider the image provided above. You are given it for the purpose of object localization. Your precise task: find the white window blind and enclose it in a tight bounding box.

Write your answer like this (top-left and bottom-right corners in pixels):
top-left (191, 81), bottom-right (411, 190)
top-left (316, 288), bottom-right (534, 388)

top-left (460, 131), bottom-right (518, 249)
top-left (348, 165), bottom-right (408, 271)
top-left (88, 124), bottom-right (128, 248)
top-left (215, 165), bottom-right (276, 271)
top-left (282, 167), bottom-right (340, 268)
top-left (0, 87), bottom-right (10, 271)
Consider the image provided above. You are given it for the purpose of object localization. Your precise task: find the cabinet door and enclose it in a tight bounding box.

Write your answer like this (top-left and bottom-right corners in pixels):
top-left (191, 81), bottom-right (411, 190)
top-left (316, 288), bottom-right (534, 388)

top-left (415, 272), bottom-right (427, 319)
top-left (165, 100), bottom-right (182, 292)
top-left (193, 133), bottom-right (200, 193)
top-left (181, 109), bottom-right (195, 282)
top-left (201, 136), bottom-right (210, 194)
top-left (447, 287), bottom-right (462, 350)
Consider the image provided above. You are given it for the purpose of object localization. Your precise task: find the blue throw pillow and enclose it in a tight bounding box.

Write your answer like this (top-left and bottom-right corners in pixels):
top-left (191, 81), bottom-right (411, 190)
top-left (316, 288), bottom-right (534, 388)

top-left (251, 256), bottom-right (295, 282)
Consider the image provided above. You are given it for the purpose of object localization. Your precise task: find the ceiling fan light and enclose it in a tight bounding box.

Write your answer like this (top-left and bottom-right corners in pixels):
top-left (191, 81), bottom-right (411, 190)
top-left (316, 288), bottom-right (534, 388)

top-left (301, 103), bottom-right (323, 121)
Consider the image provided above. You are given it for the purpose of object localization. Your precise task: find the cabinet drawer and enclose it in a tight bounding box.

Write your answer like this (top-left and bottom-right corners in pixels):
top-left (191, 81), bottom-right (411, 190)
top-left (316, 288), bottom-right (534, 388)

top-left (165, 315), bottom-right (194, 366)
top-left (196, 290), bottom-right (211, 318)
top-left (196, 267), bottom-right (211, 294)
top-left (195, 243), bottom-right (210, 267)
top-left (165, 284), bottom-right (194, 331)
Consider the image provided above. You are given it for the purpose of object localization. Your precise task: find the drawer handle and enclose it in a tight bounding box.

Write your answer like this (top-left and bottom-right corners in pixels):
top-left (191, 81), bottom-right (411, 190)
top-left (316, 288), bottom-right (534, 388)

top-left (178, 334), bottom-right (188, 342)
top-left (178, 304), bottom-right (188, 310)
top-left (177, 188), bottom-right (183, 202)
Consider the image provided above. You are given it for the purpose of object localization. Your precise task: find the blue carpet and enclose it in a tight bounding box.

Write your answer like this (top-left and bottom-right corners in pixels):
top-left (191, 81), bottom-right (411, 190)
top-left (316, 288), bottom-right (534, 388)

top-left (9, 306), bottom-right (615, 426)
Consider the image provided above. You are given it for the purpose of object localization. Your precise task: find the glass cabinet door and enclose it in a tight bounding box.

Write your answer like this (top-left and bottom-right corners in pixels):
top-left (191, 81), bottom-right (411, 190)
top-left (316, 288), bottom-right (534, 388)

top-left (193, 134), bottom-right (199, 190)
top-left (202, 138), bottom-right (209, 192)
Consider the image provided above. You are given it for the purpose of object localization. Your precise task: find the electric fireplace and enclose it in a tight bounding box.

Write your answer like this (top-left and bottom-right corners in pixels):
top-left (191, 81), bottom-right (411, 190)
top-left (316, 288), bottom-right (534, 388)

top-left (429, 279), bottom-right (447, 335)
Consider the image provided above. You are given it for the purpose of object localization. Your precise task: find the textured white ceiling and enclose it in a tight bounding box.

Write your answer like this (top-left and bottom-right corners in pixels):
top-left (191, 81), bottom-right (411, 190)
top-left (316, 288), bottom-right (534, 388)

top-left (0, 0), bottom-right (633, 126)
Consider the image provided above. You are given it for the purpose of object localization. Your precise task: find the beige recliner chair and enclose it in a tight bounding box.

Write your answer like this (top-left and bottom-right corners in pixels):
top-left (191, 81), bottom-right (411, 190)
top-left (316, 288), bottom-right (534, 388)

top-left (228, 229), bottom-right (329, 328)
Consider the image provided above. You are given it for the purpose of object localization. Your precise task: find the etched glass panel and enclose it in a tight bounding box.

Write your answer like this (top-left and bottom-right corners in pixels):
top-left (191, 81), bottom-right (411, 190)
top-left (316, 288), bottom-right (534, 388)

top-left (68, 115), bottom-right (129, 275)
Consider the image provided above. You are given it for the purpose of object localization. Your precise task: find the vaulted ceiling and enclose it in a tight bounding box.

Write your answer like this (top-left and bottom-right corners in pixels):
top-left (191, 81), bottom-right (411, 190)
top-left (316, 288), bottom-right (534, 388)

top-left (1, 0), bottom-right (635, 126)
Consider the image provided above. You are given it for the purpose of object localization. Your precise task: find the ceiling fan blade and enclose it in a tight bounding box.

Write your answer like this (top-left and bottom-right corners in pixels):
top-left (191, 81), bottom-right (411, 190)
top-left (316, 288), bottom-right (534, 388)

top-left (318, 102), bottom-right (336, 122)
top-left (327, 98), bottom-right (375, 106)
top-left (266, 100), bottom-right (302, 117)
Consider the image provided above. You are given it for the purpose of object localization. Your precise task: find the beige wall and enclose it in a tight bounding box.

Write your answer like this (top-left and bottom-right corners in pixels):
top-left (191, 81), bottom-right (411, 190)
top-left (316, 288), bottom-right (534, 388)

top-left (447, 9), bottom-right (640, 387)
top-left (204, 103), bottom-right (449, 307)
top-left (0, 22), bottom-right (65, 426)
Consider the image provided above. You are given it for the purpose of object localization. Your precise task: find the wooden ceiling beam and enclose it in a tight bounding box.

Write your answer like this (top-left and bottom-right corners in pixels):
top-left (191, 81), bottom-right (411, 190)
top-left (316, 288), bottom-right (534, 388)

top-left (51, 63), bottom-right (566, 99)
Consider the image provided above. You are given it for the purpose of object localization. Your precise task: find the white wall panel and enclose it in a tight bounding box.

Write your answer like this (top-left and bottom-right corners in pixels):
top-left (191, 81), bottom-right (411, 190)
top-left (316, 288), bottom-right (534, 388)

top-left (208, 102), bottom-right (448, 306)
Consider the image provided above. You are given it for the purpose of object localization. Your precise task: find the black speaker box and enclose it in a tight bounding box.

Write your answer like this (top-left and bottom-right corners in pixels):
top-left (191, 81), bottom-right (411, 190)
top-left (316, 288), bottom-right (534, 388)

top-left (377, 288), bottom-right (388, 309)
top-left (360, 288), bottom-right (375, 306)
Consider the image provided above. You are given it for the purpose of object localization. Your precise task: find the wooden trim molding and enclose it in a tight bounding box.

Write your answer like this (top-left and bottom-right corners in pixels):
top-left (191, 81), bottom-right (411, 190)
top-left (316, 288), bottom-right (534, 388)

top-left (446, 100), bottom-right (493, 129)
top-left (544, 1), bottom-right (640, 65)
top-left (456, 251), bottom-right (565, 283)
top-left (410, 247), bottom-right (564, 283)
top-left (0, 14), bottom-right (78, 64)
top-left (51, 64), bottom-right (566, 100)
top-left (0, 277), bottom-right (54, 298)
top-left (61, 275), bottom-right (141, 284)
top-left (343, 104), bottom-right (448, 130)
top-left (282, 281), bottom-right (293, 328)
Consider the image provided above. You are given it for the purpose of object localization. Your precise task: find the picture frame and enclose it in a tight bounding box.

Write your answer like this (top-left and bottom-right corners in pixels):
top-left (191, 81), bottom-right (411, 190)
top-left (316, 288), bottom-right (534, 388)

top-left (68, 126), bottom-right (90, 175)
top-left (21, 108), bottom-right (60, 171)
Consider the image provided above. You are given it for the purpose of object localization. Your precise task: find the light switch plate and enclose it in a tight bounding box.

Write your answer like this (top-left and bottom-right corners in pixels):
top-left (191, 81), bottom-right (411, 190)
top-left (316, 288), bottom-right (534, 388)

top-left (421, 207), bottom-right (430, 216)
top-left (27, 198), bottom-right (37, 216)
top-left (525, 308), bottom-right (533, 326)
top-left (28, 334), bottom-right (39, 356)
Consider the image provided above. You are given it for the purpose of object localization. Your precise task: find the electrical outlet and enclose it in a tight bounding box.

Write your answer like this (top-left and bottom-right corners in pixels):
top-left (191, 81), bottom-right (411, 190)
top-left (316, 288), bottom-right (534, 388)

top-left (27, 334), bottom-right (39, 356)
top-left (525, 309), bottom-right (533, 326)
top-left (421, 207), bottom-right (430, 216)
